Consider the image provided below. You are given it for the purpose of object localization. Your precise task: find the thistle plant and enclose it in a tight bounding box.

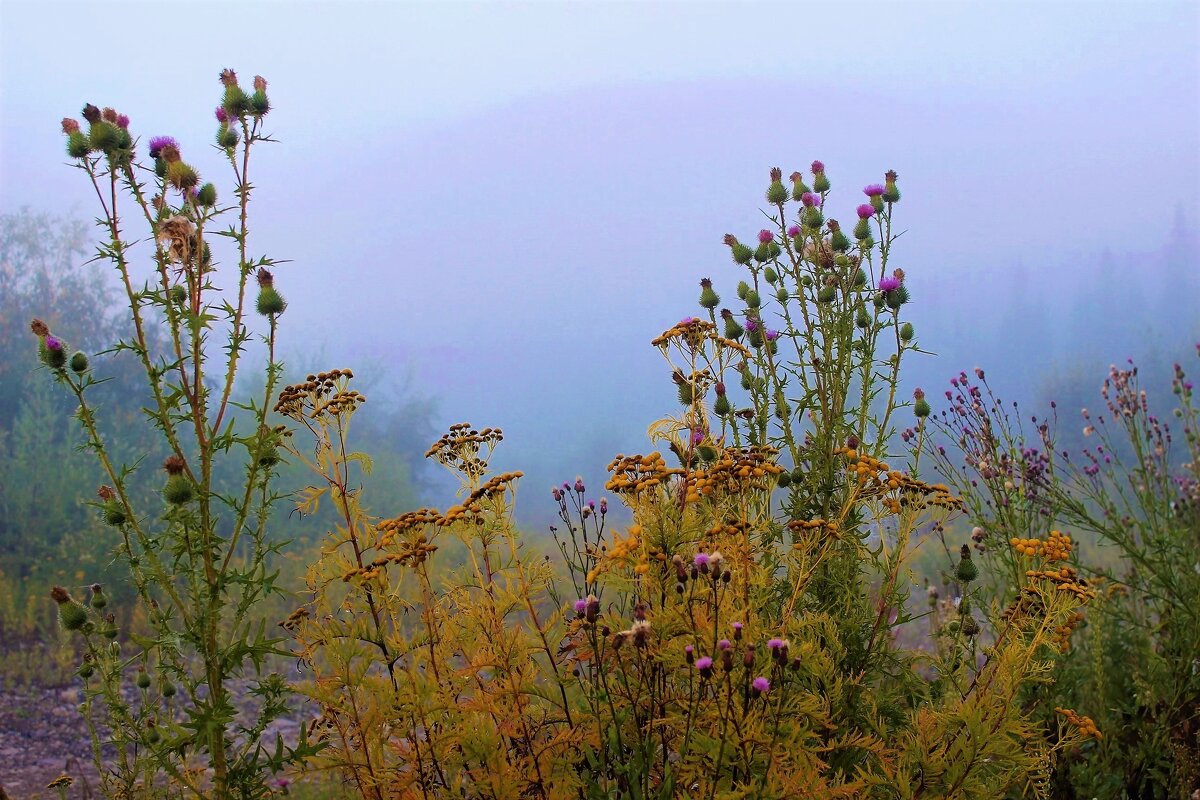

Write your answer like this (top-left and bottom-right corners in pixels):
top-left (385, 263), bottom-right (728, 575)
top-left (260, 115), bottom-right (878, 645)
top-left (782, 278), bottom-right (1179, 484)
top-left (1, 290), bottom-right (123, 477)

top-left (37, 72), bottom-right (317, 798)
top-left (927, 354), bottom-right (1200, 797)
top-left (287, 165), bottom-right (1097, 798)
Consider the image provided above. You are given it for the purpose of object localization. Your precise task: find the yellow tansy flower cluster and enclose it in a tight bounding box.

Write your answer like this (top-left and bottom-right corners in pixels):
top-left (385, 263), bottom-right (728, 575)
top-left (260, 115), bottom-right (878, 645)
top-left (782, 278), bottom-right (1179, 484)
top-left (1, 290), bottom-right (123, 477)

top-left (587, 525), bottom-right (648, 582)
top-left (1056, 707), bottom-right (1102, 740)
top-left (1010, 530), bottom-right (1073, 561)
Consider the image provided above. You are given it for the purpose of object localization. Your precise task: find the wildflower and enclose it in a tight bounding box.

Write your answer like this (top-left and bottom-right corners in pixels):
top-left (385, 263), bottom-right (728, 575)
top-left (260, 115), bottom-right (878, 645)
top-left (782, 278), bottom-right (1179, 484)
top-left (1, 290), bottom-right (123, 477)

top-left (695, 656), bottom-right (714, 678)
top-left (800, 192), bottom-right (821, 208)
top-left (631, 619), bottom-right (651, 647)
top-left (857, 203), bottom-right (875, 219)
top-left (50, 586), bottom-right (88, 632)
top-left (573, 599), bottom-right (587, 616)
top-left (758, 229), bottom-right (774, 244)
top-left (684, 644), bottom-right (695, 663)
top-left (883, 169), bottom-right (901, 203)
top-left (147, 135), bottom-right (178, 159)
top-left (699, 277), bottom-right (720, 309)
top-left (732, 621), bottom-right (743, 639)
top-left (786, 224), bottom-right (801, 238)
top-left (724, 234), bottom-right (753, 265)
top-left (585, 594), bottom-right (600, 623)
top-left (766, 166), bottom-right (788, 204)
top-left (751, 676), bottom-right (770, 696)
top-left (879, 276), bottom-right (901, 292)
top-left (116, 114), bottom-right (129, 129)
top-left (765, 329), bottom-right (780, 342)
top-left (718, 638), bottom-right (731, 650)
top-left (255, 268), bottom-right (287, 316)
top-left (812, 160), bottom-right (830, 192)
top-left (694, 552), bottom-right (710, 572)
top-left (690, 427), bottom-right (704, 445)
top-left (790, 170), bottom-right (812, 199)
top-left (863, 184), bottom-right (884, 197)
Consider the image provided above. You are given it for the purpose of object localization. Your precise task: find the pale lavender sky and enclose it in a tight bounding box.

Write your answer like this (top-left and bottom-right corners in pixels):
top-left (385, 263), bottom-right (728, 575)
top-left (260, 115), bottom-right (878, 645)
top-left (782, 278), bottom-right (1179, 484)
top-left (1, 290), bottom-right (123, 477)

top-left (2, 0), bottom-right (1197, 511)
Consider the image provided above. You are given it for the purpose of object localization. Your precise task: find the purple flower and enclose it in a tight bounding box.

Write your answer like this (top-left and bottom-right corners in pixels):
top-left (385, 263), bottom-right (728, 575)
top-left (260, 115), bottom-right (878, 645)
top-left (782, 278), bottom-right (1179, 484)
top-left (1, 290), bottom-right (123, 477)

top-left (879, 276), bottom-right (902, 292)
top-left (695, 656), bottom-right (714, 675)
top-left (718, 638), bottom-right (731, 650)
top-left (800, 192), bottom-right (821, 208)
top-left (116, 114), bottom-right (130, 130)
top-left (690, 428), bottom-right (704, 445)
top-left (694, 553), bottom-right (710, 568)
top-left (864, 184), bottom-right (884, 197)
top-left (684, 644), bottom-right (694, 655)
top-left (745, 318), bottom-right (760, 333)
top-left (731, 622), bottom-right (743, 637)
top-left (45, 336), bottom-right (63, 351)
top-left (573, 599), bottom-right (587, 614)
top-left (757, 229), bottom-right (774, 244)
top-left (215, 106), bottom-right (229, 124)
top-left (767, 638), bottom-right (784, 651)
top-left (765, 330), bottom-right (780, 342)
top-left (856, 204), bottom-right (875, 220)
top-left (148, 136), bottom-right (178, 158)
top-left (786, 224), bottom-right (801, 238)
top-left (811, 160), bottom-right (825, 174)
top-left (599, 498), bottom-right (607, 514)
top-left (751, 676), bottom-right (770, 695)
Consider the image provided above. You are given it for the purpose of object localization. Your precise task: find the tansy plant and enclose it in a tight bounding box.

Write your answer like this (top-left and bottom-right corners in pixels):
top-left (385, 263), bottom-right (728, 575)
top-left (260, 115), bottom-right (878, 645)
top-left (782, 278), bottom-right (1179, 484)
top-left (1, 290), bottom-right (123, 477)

top-left (38, 71), bottom-right (319, 799)
top-left (284, 165), bottom-right (1099, 798)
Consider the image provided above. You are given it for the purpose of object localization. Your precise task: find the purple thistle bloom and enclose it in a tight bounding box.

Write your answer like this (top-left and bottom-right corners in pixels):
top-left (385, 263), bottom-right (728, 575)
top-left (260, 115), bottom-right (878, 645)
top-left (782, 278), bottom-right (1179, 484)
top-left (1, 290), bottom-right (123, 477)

top-left (116, 114), bottom-right (130, 130)
top-left (718, 639), bottom-right (731, 650)
top-left (811, 160), bottom-right (825, 174)
top-left (573, 599), bottom-right (587, 614)
top-left (695, 656), bottom-right (713, 672)
top-left (731, 622), bottom-right (743, 632)
top-left (45, 335), bottom-right (63, 351)
top-left (879, 276), bottom-right (902, 292)
top-left (690, 428), bottom-right (704, 445)
top-left (757, 229), bottom-right (774, 244)
top-left (767, 638), bottom-right (784, 650)
top-left (786, 224), bottom-right (801, 238)
top-left (745, 318), bottom-right (760, 333)
top-left (684, 644), bottom-right (694, 655)
top-left (215, 106), bottom-right (229, 124)
top-left (864, 184), bottom-right (885, 197)
top-left (857, 204), bottom-right (875, 220)
top-left (752, 676), bottom-right (770, 694)
top-left (765, 330), bottom-right (780, 342)
top-left (800, 192), bottom-right (821, 208)
top-left (148, 136), bottom-right (178, 158)
top-left (694, 553), bottom-right (710, 568)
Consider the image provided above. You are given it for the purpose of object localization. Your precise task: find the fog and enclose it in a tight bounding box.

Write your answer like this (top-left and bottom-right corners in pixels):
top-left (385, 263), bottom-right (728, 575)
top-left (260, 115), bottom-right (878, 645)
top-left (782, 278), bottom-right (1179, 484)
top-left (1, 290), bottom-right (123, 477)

top-left (2, 0), bottom-right (1197, 523)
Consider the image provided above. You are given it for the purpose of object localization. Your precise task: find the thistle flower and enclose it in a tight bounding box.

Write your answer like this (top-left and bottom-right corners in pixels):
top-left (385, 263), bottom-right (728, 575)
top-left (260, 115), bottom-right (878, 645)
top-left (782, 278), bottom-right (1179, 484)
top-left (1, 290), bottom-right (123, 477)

top-left (695, 656), bottom-right (714, 677)
top-left (800, 192), bottom-right (821, 208)
top-left (699, 277), bottom-right (720, 309)
top-left (883, 169), bottom-right (901, 203)
top-left (863, 184), bottom-right (884, 197)
top-left (684, 644), bottom-right (695, 663)
top-left (790, 170), bottom-right (811, 199)
top-left (812, 160), bottom-right (830, 192)
top-left (731, 621), bottom-right (743, 639)
top-left (724, 234), bottom-right (753, 265)
top-left (215, 106), bottom-right (229, 124)
top-left (573, 599), bottom-right (587, 616)
top-left (751, 676), bottom-right (770, 696)
top-left (786, 224), bottom-right (801, 238)
top-left (50, 586), bottom-right (88, 632)
top-left (694, 552), bottom-right (710, 572)
top-left (757, 229), bottom-right (774, 244)
top-left (147, 135), bottom-right (178, 159)
top-left (857, 204), bottom-right (875, 220)
top-left (879, 276), bottom-right (902, 293)
top-left (766, 166), bottom-right (788, 204)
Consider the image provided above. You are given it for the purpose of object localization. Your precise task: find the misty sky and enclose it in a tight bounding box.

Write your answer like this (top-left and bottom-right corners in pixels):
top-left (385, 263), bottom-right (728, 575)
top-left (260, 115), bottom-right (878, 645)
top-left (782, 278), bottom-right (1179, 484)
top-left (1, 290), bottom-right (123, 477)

top-left (2, 1), bottom-right (1198, 519)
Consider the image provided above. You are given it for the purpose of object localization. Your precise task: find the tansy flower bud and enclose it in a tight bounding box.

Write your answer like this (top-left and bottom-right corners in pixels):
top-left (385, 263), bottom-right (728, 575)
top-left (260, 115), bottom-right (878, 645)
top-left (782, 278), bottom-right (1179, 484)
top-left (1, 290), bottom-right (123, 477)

top-left (51, 587), bottom-right (89, 632)
top-left (811, 160), bottom-right (830, 193)
top-left (724, 234), bottom-right (753, 265)
top-left (766, 167), bottom-right (788, 204)
top-left (789, 171), bottom-right (811, 200)
top-left (699, 278), bottom-right (720, 309)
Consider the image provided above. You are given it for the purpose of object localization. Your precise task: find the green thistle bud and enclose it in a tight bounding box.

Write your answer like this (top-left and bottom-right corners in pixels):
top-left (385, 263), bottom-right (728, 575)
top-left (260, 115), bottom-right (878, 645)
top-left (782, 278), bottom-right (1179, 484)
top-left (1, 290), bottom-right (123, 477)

top-left (763, 267), bottom-right (778, 284)
top-left (800, 275), bottom-right (813, 288)
top-left (856, 308), bottom-right (871, 329)
top-left (196, 183), bottom-right (217, 207)
top-left (767, 182), bottom-right (787, 205)
top-left (776, 471), bottom-right (792, 488)
top-left (698, 278), bottom-right (720, 310)
top-left (255, 286), bottom-right (287, 316)
top-left (744, 290), bottom-right (761, 309)
top-left (89, 584), bottom-right (107, 610)
top-left (736, 281), bottom-right (750, 300)
top-left (747, 326), bottom-right (763, 349)
top-left (723, 316), bottom-right (744, 340)
top-left (78, 661), bottom-right (95, 679)
top-left (955, 545), bottom-right (978, 583)
top-left (813, 173), bottom-right (830, 193)
top-left (103, 499), bottom-right (126, 525)
top-left (677, 381), bottom-right (694, 405)
top-left (885, 285), bottom-right (910, 310)
top-left (740, 369), bottom-right (753, 391)
top-left (88, 121), bottom-right (119, 151)
top-left (154, 157), bottom-right (167, 178)
top-left (803, 208), bottom-right (824, 229)
top-left (853, 218), bottom-right (871, 241)
top-left (789, 171), bottom-right (811, 200)
top-left (714, 395), bottom-right (731, 416)
top-left (753, 241), bottom-right (772, 262)
top-left (217, 124), bottom-right (240, 149)
top-left (697, 445), bottom-right (717, 462)
top-left (900, 322), bottom-right (914, 342)
top-left (66, 131), bottom-right (91, 158)
top-left (853, 268), bottom-right (868, 288)
top-left (51, 587), bottom-right (89, 632)
top-left (161, 680), bottom-right (177, 698)
top-left (725, 235), bottom-right (753, 265)
top-left (136, 668), bottom-right (151, 689)
top-left (170, 285), bottom-right (188, 305)
top-left (915, 398), bottom-right (931, 418)
top-left (223, 84), bottom-right (251, 116)
top-left (250, 90), bottom-right (271, 116)
top-left (166, 161), bottom-right (199, 191)
top-left (100, 616), bottom-right (118, 640)
top-left (831, 229), bottom-right (851, 252)
top-left (40, 337), bottom-right (68, 370)
top-left (146, 723), bottom-right (160, 744)
top-left (817, 285), bottom-right (837, 304)
top-left (883, 170), bottom-right (900, 203)
top-left (775, 287), bottom-right (789, 303)
top-left (163, 474), bottom-right (194, 505)
top-left (69, 351), bottom-right (89, 374)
